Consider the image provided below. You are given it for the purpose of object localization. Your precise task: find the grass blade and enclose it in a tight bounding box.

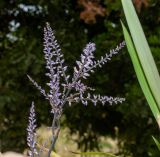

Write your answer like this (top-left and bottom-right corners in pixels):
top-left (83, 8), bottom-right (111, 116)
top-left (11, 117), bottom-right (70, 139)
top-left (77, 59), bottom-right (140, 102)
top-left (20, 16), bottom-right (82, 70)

top-left (121, 0), bottom-right (160, 126)
top-left (121, 22), bottom-right (160, 126)
top-left (152, 136), bottom-right (160, 151)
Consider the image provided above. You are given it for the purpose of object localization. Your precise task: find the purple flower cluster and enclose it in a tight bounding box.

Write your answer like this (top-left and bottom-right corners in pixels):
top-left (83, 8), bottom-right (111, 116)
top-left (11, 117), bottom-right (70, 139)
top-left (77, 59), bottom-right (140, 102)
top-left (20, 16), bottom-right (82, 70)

top-left (28, 23), bottom-right (125, 116)
top-left (74, 42), bottom-right (96, 79)
top-left (27, 23), bottom-right (126, 157)
top-left (27, 102), bottom-right (38, 157)
top-left (73, 41), bottom-right (125, 80)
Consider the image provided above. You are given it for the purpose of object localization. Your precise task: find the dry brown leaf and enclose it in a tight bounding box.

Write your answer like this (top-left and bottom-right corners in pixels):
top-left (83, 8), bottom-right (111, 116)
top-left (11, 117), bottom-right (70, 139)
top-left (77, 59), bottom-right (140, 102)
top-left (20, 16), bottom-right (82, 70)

top-left (78, 0), bottom-right (106, 24)
top-left (133, 0), bottom-right (149, 12)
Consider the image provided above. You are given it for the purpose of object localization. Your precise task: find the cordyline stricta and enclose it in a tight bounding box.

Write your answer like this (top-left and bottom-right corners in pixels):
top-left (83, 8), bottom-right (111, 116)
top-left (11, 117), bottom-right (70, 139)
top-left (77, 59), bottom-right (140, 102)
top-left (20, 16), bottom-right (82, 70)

top-left (26, 22), bottom-right (125, 157)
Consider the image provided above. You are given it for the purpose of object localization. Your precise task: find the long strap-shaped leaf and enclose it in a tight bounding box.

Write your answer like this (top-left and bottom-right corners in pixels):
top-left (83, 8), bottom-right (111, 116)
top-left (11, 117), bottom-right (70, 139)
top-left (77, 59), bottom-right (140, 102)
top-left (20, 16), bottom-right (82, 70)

top-left (121, 22), bottom-right (160, 126)
top-left (121, 0), bottom-right (160, 126)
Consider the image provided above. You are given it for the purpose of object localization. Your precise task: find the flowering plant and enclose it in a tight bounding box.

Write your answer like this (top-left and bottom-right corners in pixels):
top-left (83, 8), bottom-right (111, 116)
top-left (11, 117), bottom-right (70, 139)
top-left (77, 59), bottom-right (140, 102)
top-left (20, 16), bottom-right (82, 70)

top-left (27, 23), bottom-right (125, 157)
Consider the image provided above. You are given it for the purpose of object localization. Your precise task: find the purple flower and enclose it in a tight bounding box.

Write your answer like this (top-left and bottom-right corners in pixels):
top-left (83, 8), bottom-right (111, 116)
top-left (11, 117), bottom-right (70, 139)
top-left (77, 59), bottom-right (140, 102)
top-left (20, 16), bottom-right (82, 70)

top-left (28, 23), bottom-right (125, 115)
top-left (27, 102), bottom-right (38, 157)
top-left (27, 23), bottom-right (126, 157)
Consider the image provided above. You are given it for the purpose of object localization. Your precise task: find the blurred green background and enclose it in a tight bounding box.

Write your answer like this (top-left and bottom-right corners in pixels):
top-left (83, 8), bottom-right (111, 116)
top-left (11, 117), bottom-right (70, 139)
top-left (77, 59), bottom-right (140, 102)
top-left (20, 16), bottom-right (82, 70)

top-left (0, 0), bottom-right (160, 156)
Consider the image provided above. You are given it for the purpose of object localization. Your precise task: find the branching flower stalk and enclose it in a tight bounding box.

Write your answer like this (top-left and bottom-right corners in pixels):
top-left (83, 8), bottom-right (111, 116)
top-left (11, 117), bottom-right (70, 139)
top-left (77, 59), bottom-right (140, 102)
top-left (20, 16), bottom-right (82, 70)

top-left (27, 23), bottom-right (125, 157)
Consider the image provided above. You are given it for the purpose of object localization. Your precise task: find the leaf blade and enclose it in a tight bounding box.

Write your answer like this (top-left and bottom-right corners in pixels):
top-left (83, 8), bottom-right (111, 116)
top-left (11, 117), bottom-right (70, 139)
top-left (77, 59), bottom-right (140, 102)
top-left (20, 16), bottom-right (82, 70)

top-left (121, 0), bottom-right (160, 126)
top-left (121, 22), bottom-right (160, 125)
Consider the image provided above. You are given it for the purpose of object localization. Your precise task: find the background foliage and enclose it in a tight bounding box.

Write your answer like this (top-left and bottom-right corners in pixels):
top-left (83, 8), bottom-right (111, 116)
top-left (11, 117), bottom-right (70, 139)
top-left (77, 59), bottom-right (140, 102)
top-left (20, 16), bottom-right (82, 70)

top-left (0, 0), bottom-right (160, 156)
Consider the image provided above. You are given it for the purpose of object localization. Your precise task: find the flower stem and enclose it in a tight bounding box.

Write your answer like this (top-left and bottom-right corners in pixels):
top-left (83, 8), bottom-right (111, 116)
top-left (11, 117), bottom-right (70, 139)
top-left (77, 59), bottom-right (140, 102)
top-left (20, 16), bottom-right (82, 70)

top-left (47, 112), bottom-right (60, 157)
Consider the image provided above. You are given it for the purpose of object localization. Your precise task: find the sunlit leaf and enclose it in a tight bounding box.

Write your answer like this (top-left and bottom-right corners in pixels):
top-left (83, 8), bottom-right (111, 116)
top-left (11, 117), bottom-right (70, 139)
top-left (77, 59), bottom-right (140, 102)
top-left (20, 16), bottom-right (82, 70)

top-left (121, 0), bottom-right (160, 127)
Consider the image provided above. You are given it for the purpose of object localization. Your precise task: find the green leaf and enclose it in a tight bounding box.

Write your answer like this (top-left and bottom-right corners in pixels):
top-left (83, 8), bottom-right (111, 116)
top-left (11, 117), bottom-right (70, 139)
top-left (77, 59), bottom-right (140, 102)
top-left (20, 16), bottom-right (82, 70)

top-left (71, 151), bottom-right (118, 157)
top-left (121, 22), bottom-right (160, 125)
top-left (152, 136), bottom-right (160, 151)
top-left (121, 0), bottom-right (160, 127)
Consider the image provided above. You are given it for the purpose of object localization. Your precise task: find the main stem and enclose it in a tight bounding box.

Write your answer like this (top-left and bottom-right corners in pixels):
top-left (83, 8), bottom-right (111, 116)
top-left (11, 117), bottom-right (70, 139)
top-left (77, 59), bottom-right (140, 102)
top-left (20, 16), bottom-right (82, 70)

top-left (47, 112), bottom-right (60, 157)
top-left (47, 51), bottom-right (90, 157)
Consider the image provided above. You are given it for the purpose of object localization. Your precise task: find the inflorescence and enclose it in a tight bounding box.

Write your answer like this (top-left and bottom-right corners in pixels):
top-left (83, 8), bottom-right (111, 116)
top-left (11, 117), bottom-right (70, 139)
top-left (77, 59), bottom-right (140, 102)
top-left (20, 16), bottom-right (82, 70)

top-left (27, 102), bottom-right (38, 157)
top-left (28, 22), bottom-right (125, 116)
top-left (27, 23), bottom-right (125, 157)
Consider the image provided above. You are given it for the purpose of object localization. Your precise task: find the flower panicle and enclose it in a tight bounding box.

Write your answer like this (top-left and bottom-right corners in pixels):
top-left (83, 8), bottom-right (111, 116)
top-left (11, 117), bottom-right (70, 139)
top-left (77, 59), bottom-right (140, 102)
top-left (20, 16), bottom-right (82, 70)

top-left (27, 102), bottom-right (38, 157)
top-left (44, 22), bottom-right (69, 85)
top-left (80, 93), bottom-right (125, 106)
top-left (27, 23), bottom-right (126, 157)
top-left (27, 75), bottom-right (47, 97)
top-left (73, 42), bottom-right (96, 80)
top-left (28, 23), bottom-right (125, 115)
top-left (66, 92), bottom-right (125, 106)
top-left (92, 41), bottom-right (125, 70)
top-left (73, 41), bottom-right (126, 80)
